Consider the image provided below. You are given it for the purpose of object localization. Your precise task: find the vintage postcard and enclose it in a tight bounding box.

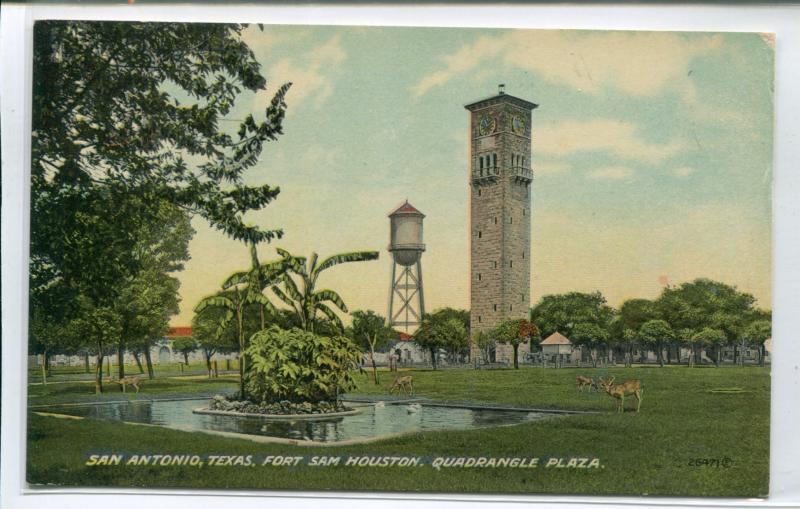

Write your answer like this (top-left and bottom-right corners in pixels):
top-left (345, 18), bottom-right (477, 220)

top-left (25, 21), bottom-right (773, 498)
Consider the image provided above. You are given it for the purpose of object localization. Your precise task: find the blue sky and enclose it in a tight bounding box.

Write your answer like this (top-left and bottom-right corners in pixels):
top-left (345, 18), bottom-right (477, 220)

top-left (172, 25), bottom-right (773, 325)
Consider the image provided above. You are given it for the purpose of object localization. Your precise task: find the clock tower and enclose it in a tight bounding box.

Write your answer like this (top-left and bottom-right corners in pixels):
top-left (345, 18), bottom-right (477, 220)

top-left (466, 87), bottom-right (537, 364)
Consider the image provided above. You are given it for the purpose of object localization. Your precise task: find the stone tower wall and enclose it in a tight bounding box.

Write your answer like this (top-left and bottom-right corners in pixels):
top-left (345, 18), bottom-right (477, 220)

top-left (468, 96), bottom-right (534, 364)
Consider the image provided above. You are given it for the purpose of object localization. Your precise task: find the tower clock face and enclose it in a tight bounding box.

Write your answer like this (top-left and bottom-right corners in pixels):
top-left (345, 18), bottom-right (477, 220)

top-left (512, 115), bottom-right (526, 134)
top-left (478, 115), bottom-right (496, 136)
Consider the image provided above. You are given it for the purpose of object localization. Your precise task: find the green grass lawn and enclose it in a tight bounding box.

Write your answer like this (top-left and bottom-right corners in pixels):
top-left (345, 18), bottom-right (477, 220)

top-left (26, 366), bottom-right (769, 497)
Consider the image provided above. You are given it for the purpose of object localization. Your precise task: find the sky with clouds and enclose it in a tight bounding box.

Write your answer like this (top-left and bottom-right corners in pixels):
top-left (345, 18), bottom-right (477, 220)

top-left (172, 25), bottom-right (773, 326)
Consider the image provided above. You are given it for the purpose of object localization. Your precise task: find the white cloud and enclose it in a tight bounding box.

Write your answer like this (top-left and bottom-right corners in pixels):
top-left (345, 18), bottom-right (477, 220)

top-left (534, 160), bottom-right (571, 175)
top-left (412, 30), bottom-right (723, 99)
top-left (671, 166), bottom-right (695, 177)
top-left (262, 35), bottom-right (347, 110)
top-left (587, 166), bottom-right (633, 180)
top-left (536, 119), bottom-right (687, 164)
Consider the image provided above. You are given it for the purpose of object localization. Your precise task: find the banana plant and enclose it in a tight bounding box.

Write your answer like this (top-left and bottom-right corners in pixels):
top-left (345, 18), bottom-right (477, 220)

top-left (195, 241), bottom-right (286, 399)
top-left (272, 248), bottom-right (379, 334)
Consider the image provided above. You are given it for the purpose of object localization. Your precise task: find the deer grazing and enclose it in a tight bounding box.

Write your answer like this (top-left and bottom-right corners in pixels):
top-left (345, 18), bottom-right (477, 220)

top-left (576, 375), bottom-right (598, 392)
top-left (104, 375), bottom-right (142, 393)
top-left (598, 376), bottom-right (642, 413)
top-left (388, 375), bottom-right (414, 396)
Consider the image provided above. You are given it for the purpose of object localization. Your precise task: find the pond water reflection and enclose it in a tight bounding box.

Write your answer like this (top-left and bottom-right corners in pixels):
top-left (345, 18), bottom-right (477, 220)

top-left (48, 399), bottom-right (554, 443)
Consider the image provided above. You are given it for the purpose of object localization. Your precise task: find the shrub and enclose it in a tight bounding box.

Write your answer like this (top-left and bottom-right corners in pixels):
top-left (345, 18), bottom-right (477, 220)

top-left (244, 325), bottom-right (361, 404)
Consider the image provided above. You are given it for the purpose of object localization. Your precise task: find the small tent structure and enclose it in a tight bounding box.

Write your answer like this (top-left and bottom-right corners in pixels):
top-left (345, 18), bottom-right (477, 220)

top-left (540, 332), bottom-right (577, 367)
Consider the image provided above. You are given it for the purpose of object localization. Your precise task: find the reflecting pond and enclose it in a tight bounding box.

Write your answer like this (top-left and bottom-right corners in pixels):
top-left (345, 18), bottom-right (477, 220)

top-left (47, 399), bottom-right (556, 443)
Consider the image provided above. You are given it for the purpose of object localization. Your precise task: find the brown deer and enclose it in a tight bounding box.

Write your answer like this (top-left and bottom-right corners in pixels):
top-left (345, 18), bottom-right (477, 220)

top-left (576, 375), bottom-right (597, 392)
top-left (598, 376), bottom-right (642, 413)
top-left (388, 375), bottom-right (413, 396)
top-left (105, 375), bottom-right (142, 393)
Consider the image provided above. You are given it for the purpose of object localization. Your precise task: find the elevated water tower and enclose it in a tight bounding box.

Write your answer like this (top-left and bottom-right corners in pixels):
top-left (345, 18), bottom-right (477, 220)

top-left (387, 201), bottom-right (426, 331)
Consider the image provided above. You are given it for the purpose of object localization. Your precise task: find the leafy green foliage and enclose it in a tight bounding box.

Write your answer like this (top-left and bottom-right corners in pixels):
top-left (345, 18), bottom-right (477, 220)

top-left (530, 291), bottom-right (615, 339)
top-left (414, 308), bottom-right (469, 368)
top-left (492, 319), bottom-right (539, 369)
top-left (271, 249), bottom-right (379, 333)
top-left (244, 326), bottom-right (361, 403)
top-left (348, 310), bottom-right (394, 384)
top-left (32, 21), bottom-right (290, 245)
top-left (171, 336), bottom-right (198, 364)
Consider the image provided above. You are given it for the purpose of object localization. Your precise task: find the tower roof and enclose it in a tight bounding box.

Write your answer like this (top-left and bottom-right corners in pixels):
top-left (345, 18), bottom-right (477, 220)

top-left (388, 200), bottom-right (425, 217)
top-left (464, 92), bottom-right (538, 112)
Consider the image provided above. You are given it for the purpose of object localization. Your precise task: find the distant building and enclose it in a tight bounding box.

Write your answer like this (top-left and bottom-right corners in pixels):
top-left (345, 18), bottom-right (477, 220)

top-left (540, 332), bottom-right (580, 365)
top-left (28, 326), bottom-right (236, 369)
top-left (364, 331), bottom-right (427, 366)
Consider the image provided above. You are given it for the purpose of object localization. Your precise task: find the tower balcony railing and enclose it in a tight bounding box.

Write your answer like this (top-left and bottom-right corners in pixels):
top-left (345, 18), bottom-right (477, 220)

top-left (472, 166), bottom-right (500, 184)
top-left (511, 166), bottom-right (533, 182)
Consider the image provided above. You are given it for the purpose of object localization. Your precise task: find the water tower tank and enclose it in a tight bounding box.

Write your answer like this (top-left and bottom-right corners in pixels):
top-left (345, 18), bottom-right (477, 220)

top-left (388, 201), bottom-right (425, 266)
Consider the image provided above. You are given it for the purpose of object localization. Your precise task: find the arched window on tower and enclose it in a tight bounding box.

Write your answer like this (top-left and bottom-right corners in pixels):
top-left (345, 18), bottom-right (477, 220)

top-left (492, 153), bottom-right (497, 168)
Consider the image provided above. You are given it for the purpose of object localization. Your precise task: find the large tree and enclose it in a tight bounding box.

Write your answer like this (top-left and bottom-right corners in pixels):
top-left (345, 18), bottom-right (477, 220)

top-left (414, 309), bottom-right (469, 369)
top-left (638, 319), bottom-right (675, 367)
top-left (493, 319), bottom-right (539, 369)
top-left (31, 22), bottom-right (291, 370)
top-left (570, 322), bottom-right (610, 368)
top-left (348, 310), bottom-right (394, 385)
top-left (530, 291), bottom-right (615, 339)
top-left (657, 279), bottom-right (762, 365)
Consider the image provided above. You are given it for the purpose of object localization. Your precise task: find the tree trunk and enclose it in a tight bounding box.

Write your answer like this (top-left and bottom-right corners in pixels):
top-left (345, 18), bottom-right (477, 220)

top-left (238, 309), bottom-right (247, 400)
top-left (40, 353), bottom-right (47, 385)
top-left (44, 351), bottom-right (51, 376)
top-left (106, 355), bottom-right (112, 377)
top-left (95, 352), bottom-right (104, 394)
top-left (117, 341), bottom-right (125, 379)
top-left (368, 346), bottom-right (379, 384)
top-left (144, 347), bottom-right (155, 379)
top-left (513, 344), bottom-right (519, 369)
top-left (84, 352), bottom-right (90, 373)
top-left (133, 351), bottom-right (145, 374)
top-left (183, 352), bottom-right (189, 366)
top-left (204, 350), bottom-right (213, 378)
top-left (430, 348), bottom-right (437, 369)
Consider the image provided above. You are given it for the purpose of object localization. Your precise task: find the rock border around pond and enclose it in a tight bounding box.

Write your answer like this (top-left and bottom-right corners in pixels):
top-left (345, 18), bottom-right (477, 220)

top-left (192, 406), bottom-right (362, 420)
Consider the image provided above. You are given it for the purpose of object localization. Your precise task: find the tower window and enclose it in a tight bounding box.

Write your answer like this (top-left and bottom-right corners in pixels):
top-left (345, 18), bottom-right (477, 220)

top-left (478, 273), bottom-right (482, 281)
top-left (523, 208), bottom-right (526, 216)
top-left (478, 230), bottom-right (482, 238)
top-left (493, 304), bottom-right (497, 312)
top-left (522, 251), bottom-right (525, 259)
top-left (521, 294), bottom-right (524, 302)
top-left (492, 153), bottom-right (497, 167)
top-left (478, 315), bottom-right (482, 323)
top-left (510, 217), bottom-right (513, 224)
top-left (478, 189), bottom-right (482, 197)
top-left (510, 305), bottom-right (513, 311)
top-left (510, 260), bottom-right (513, 268)
top-left (492, 261), bottom-right (498, 269)
top-left (494, 217), bottom-right (498, 224)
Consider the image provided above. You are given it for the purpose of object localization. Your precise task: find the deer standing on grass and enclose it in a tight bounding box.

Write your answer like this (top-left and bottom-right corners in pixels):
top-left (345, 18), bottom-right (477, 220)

top-left (576, 375), bottom-right (597, 392)
top-left (104, 375), bottom-right (142, 393)
top-left (598, 376), bottom-right (642, 413)
top-left (388, 375), bottom-right (413, 396)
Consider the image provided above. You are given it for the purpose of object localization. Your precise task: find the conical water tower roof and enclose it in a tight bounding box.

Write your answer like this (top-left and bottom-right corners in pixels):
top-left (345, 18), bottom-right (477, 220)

top-left (388, 200), bottom-right (424, 217)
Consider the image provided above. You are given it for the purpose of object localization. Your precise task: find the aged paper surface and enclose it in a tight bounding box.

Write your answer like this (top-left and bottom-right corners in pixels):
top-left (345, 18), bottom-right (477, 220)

top-left (24, 21), bottom-right (772, 498)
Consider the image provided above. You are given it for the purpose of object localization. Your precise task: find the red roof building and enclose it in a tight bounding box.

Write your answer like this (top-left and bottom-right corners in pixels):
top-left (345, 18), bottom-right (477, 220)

top-left (167, 326), bottom-right (192, 338)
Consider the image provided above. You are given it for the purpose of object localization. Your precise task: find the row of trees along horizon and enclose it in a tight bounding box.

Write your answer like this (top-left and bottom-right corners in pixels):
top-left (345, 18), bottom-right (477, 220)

top-left (27, 22), bottom-right (771, 400)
